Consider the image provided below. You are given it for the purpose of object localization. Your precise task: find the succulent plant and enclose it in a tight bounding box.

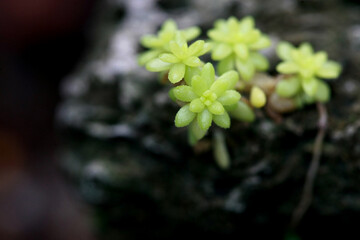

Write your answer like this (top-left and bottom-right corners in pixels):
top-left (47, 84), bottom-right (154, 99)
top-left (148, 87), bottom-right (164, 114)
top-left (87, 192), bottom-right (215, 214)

top-left (138, 19), bottom-right (200, 66)
top-left (276, 41), bottom-right (342, 102)
top-left (208, 16), bottom-right (271, 81)
top-left (173, 63), bottom-right (240, 131)
top-left (145, 33), bottom-right (212, 84)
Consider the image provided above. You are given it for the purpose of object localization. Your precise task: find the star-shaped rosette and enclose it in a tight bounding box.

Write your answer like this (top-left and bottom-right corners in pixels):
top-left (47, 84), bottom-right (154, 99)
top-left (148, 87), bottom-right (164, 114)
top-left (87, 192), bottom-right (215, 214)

top-left (145, 33), bottom-right (212, 84)
top-left (208, 16), bottom-right (271, 81)
top-left (276, 41), bottom-right (342, 101)
top-left (138, 19), bottom-right (200, 66)
top-left (172, 63), bottom-right (240, 132)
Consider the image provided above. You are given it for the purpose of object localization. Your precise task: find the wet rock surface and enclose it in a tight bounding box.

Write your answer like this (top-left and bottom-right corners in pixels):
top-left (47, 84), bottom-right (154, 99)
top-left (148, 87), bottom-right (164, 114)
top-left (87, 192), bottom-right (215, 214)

top-left (58, 0), bottom-right (360, 239)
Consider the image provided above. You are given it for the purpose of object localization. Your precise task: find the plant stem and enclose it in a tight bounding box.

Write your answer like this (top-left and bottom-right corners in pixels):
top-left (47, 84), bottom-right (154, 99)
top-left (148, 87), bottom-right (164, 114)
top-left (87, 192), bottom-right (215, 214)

top-left (290, 102), bottom-right (327, 228)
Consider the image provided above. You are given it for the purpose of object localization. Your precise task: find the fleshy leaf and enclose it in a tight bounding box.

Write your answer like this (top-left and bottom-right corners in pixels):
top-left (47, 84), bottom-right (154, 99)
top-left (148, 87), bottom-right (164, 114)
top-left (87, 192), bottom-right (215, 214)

top-left (173, 85), bottom-right (198, 102)
top-left (213, 112), bottom-right (230, 129)
top-left (184, 56), bottom-right (201, 67)
top-left (159, 53), bottom-right (179, 63)
top-left (184, 66), bottom-right (201, 85)
top-left (168, 63), bottom-right (185, 83)
top-left (229, 101), bottom-right (255, 122)
top-left (235, 58), bottom-right (255, 81)
top-left (302, 78), bottom-right (319, 97)
top-left (208, 101), bottom-right (225, 115)
top-left (314, 80), bottom-right (330, 102)
top-left (249, 52), bottom-right (269, 71)
top-left (210, 71), bottom-right (239, 96)
top-left (188, 40), bottom-right (204, 56)
top-left (146, 58), bottom-right (172, 72)
top-left (192, 75), bottom-right (208, 96)
top-left (276, 61), bottom-right (298, 74)
top-left (197, 109), bottom-right (212, 131)
top-left (277, 41), bottom-right (294, 61)
top-left (190, 98), bottom-right (205, 113)
top-left (217, 90), bottom-right (241, 106)
top-left (250, 36), bottom-right (271, 50)
top-left (234, 43), bottom-right (249, 60)
top-left (138, 50), bottom-right (162, 66)
top-left (201, 63), bottom-right (216, 87)
top-left (250, 86), bottom-right (266, 108)
top-left (276, 77), bottom-right (301, 98)
top-left (299, 42), bottom-right (313, 56)
top-left (175, 105), bottom-right (196, 127)
top-left (316, 61), bottom-right (341, 79)
top-left (217, 56), bottom-right (234, 75)
top-left (182, 27), bottom-right (201, 40)
top-left (212, 43), bottom-right (232, 60)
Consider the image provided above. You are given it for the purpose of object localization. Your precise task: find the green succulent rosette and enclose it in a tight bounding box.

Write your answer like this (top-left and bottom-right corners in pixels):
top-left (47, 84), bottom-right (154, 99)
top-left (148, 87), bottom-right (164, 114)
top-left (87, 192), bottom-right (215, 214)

top-left (208, 16), bottom-right (271, 81)
top-left (172, 63), bottom-right (240, 133)
top-left (276, 41), bottom-right (342, 102)
top-left (138, 19), bottom-right (201, 66)
top-left (146, 33), bottom-right (212, 84)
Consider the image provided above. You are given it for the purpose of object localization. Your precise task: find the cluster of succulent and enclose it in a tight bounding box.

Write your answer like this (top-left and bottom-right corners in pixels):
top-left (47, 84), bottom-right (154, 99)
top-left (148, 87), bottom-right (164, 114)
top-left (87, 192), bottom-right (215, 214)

top-left (138, 16), bottom-right (342, 147)
top-left (275, 42), bottom-right (342, 105)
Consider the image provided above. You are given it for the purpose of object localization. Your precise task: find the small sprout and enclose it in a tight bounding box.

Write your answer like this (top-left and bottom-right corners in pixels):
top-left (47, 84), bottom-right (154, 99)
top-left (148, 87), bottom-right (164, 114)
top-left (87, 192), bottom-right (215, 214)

top-left (173, 63), bottom-right (240, 132)
top-left (250, 86), bottom-right (266, 108)
top-left (138, 19), bottom-right (200, 65)
top-left (208, 16), bottom-right (271, 80)
top-left (146, 33), bottom-right (212, 83)
top-left (276, 41), bottom-right (341, 101)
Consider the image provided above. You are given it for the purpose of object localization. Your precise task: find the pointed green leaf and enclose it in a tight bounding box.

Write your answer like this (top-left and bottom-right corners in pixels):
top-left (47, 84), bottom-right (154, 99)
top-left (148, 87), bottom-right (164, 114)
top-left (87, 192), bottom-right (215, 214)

top-left (313, 51), bottom-right (327, 68)
top-left (141, 35), bottom-right (162, 48)
top-left (276, 61), bottom-right (298, 74)
top-left (189, 98), bottom-right (205, 113)
top-left (212, 43), bottom-right (232, 60)
top-left (211, 71), bottom-right (239, 96)
top-left (159, 53), bottom-right (179, 63)
top-left (189, 120), bottom-right (207, 142)
top-left (175, 105), bottom-right (196, 127)
top-left (173, 85), bottom-right (198, 102)
top-left (228, 101), bottom-right (255, 122)
top-left (213, 112), bottom-right (230, 129)
top-left (239, 16), bottom-right (254, 33)
top-left (168, 63), bottom-right (185, 83)
top-left (162, 19), bottom-right (177, 32)
top-left (197, 42), bottom-right (213, 56)
top-left (197, 109), bottom-right (212, 131)
top-left (276, 77), bottom-right (301, 98)
top-left (316, 61), bottom-right (341, 79)
top-left (217, 56), bottom-right (234, 75)
top-left (249, 52), bottom-right (269, 71)
top-left (235, 58), bottom-right (255, 81)
top-left (184, 66), bottom-right (201, 85)
top-left (170, 41), bottom-right (184, 59)
top-left (182, 26), bottom-right (201, 40)
top-left (302, 78), bottom-right (319, 97)
top-left (299, 42), bottom-right (313, 56)
top-left (192, 75), bottom-right (208, 96)
top-left (277, 41), bottom-right (294, 61)
top-left (314, 80), bottom-right (330, 102)
top-left (201, 63), bottom-right (215, 87)
top-left (138, 50), bottom-right (162, 66)
top-left (250, 35), bottom-right (271, 50)
top-left (208, 101), bottom-right (225, 115)
top-left (234, 43), bottom-right (249, 60)
top-left (217, 90), bottom-right (241, 106)
top-left (146, 58), bottom-right (172, 72)
top-left (184, 56), bottom-right (201, 67)
top-left (188, 40), bottom-right (204, 56)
